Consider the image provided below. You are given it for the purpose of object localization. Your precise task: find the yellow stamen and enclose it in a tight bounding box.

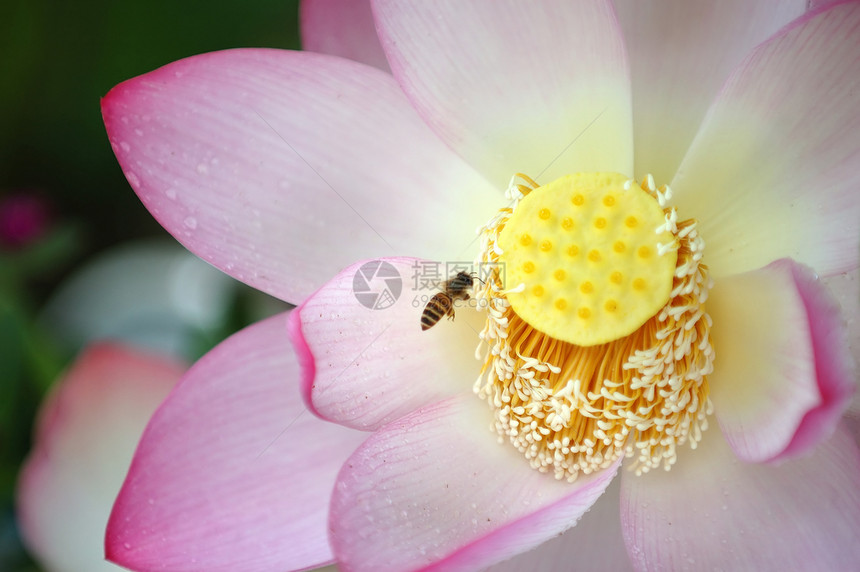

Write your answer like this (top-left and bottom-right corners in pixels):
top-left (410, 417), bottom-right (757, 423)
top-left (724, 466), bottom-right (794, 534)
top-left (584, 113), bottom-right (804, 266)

top-left (474, 173), bottom-right (715, 482)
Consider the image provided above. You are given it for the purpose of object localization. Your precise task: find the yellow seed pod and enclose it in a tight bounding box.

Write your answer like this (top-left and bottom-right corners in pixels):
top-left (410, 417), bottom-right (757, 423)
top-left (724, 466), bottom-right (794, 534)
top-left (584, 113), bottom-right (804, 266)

top-left (497, 172), bottom-right (677, 346)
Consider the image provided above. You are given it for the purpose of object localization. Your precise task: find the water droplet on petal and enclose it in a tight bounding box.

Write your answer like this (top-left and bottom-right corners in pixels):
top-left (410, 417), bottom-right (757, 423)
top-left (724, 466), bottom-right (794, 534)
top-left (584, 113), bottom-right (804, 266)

top-left (125, 171), bottom-right (140, 189)
top-left (184, 216), bottom-right (197, 230)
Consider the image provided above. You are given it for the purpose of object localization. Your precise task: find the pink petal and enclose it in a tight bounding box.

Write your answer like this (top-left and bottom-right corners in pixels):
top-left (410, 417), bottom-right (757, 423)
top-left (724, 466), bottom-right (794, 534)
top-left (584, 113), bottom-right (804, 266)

top-left (620, 424), bottom-right (860, 570)
top-left (848, 412), bottom-right (860, 447)
top-left (708, 259), bottom-right (854, 463)
top-left (613, 0), bottom-right (807, 183)
top-left (486, 478), bottom-right (633, 572)
top-left (823, 268), bottom-right (860, 372)
top-left (372, 0), bottom-right (633, 188)
top-left (300, 0), bottom-right (390, 72)
top-left (103, 48), bottom-right (498, 304)
top-left (330, 394), bottom-right (620, 571)
top-left (106, 313), bottom-right (367, 571)
top-left (17, 344), bottom-right (182, 572)
top-left (290, 257), bottom-right (483, 430)
top-left (671, 2), bottom-right (860, 278)
top-left (824, 268), bottom-right (860, 445)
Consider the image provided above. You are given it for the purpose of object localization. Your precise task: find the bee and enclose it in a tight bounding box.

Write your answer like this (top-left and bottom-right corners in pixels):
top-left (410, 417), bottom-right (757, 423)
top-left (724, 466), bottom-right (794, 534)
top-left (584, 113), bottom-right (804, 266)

top-left (421, 271), bottom-right (479, 331)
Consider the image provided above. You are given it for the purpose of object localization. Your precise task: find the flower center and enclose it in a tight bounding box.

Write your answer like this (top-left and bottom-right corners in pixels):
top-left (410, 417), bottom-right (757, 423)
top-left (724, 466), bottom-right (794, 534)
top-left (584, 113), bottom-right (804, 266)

top-left (474, 173), bottom-right (714, 482)
top-left (496, 172), bottom-right (677, 347)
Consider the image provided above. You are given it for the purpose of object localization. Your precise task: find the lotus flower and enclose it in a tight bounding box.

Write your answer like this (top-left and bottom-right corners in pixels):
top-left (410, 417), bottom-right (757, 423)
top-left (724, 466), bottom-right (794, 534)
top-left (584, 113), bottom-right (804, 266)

top-left (100, 1), bottom-right (860, 570)
top-left (16, 345), bottom-right (183, 572)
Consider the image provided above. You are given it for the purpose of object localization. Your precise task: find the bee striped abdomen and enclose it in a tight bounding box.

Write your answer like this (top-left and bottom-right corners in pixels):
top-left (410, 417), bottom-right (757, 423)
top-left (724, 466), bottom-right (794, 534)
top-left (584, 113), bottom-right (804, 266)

top-left (421, 271), bottom-right (477, 331)
top-left (421, 293), bottom-right (454, 331)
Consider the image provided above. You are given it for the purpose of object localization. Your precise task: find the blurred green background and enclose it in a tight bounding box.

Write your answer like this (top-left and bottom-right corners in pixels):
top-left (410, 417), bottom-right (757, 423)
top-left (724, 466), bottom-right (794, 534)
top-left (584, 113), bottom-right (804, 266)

top-left (1, 0), bottom-right (301, 269)
top-left (1, 1), bottom-right (301, 569)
